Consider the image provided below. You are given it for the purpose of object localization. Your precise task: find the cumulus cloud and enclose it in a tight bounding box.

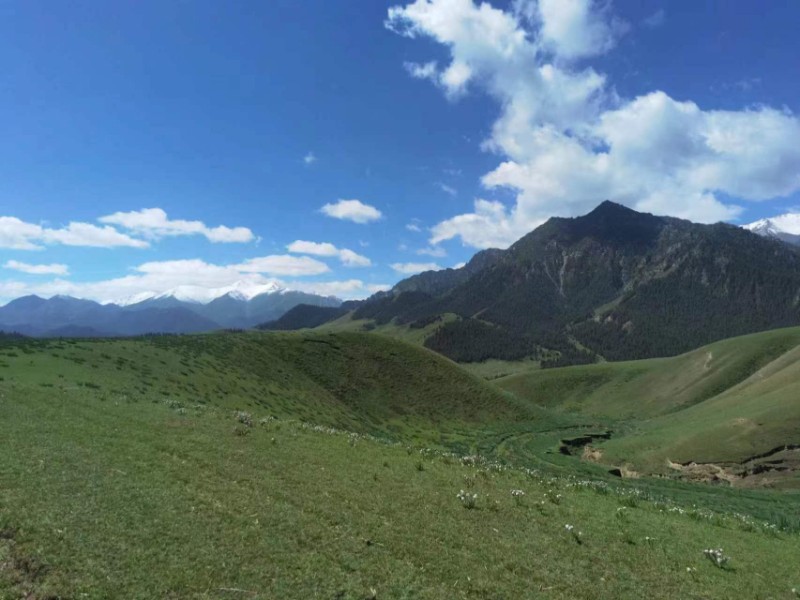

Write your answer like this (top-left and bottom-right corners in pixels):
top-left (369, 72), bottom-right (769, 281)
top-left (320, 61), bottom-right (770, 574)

top-left (390, 261), bottom-right (442, 274)
top-left (533, 0), bottom-right (627, 60)
top-left (99, 208), bottom-right (254, 243)
top-left (287, 240), bottom-right (372, 267)
top-left (387, 0), bottom-right (800, 248)
top-left (320, 199), bottom-right (383, 224)
top-left (0, 216), bottom-right (149, 250)
top-left (3, 260), bottom-right (69, 276)
top-left (303, 151), bottom-right (317, 165)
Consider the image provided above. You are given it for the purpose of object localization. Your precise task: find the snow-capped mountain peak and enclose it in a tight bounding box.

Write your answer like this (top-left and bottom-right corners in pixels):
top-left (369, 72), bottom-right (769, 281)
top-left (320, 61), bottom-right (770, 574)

top-left (744, 218), bottom-right (780, 236)
top-left (743, 215), bottom-right (800, 246)
top-left (116, 280), bottom-right (286, 306)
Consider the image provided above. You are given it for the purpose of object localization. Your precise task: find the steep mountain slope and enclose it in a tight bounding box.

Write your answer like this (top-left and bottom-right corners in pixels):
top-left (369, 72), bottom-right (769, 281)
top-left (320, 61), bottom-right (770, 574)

top-left (497, 326), bottom-right (800, 486)
top-left (259, 304), bottom-right (349, 330)
top-left (352, 201), bottom-right (800, 364)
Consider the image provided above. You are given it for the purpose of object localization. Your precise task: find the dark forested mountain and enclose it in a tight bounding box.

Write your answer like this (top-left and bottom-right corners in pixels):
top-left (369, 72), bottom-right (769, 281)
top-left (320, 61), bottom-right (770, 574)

top-left (258, 304), bottom-right (349, 330)
top-left (349, 201), bottom-right (800, 365)
top-left (0, 290), bottom-right (341, 337)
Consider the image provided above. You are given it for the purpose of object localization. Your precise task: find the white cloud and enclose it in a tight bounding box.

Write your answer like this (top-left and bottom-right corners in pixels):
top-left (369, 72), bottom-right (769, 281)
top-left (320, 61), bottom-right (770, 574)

top-left (320, 199), bottom-right (383, 224)
top-left (405, 221), bottom-right (422, 232)
top-left (303, 151), bottom-right (317, 165)
top-left (291, 279), bottom-right (390, 299)
top-left (235, 255), bottom-right (330, 276)
top-left (4, 260), bottom-right (69, 275)
top-left (416, 245), bottom-right (447, 257)
top-left (453, 261), bottom-right (467, 269)
top-left (338, 249), bottom-right (372, 267)
top-left (287, 240), bottom-right (372, 267)
top-left (404, 60), bottom-right (439, 81)
top-left (0, 217), bottom-right (48, 250)
top-left (42, 222), bottom-right (151, 248)
top-left (534, 0), bottom-right (627, 60)
top-left (431, 198), bottom-right (529, 248)
top-left (0, 216), bottom-right (149, 250)
top-left (391, 261), bottom-right (442, 274)
top-left (99, 208), bottom-right (254, 243)
top-left (388, 0), bottom-right (800, 249)
top-left (287, 240), bottom-right (339, 256)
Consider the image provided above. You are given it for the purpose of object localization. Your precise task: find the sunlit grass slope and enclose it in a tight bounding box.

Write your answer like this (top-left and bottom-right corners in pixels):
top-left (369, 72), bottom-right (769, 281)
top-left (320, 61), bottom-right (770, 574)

top-left (2, 383), bottom-right (799, 599)
top-left (497, 327), bottom-right (800, 478)
top-left (0, 331), bottom-right (539, 451)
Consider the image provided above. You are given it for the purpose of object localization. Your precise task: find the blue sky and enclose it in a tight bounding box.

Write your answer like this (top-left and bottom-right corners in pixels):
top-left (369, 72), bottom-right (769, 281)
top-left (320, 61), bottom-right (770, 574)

top-left (1, 0), bottom-right (800, 303)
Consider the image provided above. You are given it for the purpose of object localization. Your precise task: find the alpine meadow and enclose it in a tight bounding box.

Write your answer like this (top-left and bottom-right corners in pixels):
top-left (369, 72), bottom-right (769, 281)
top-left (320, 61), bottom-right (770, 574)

top-left (3, 1), bottom-right (800, 599)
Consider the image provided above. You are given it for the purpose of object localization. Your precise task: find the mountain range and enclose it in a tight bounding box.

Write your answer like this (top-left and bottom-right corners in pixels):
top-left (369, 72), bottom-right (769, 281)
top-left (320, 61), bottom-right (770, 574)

top-left (0, 285), bottom-right (340, 337)
top-left (282, 201), bottom-right (800, 367)
top-left (6, 201), bottom-right (800, 355)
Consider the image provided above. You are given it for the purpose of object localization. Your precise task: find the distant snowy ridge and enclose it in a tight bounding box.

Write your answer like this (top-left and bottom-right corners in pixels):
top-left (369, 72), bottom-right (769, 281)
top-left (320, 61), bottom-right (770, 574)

top-left (115, 280), bottom-right (286, 306)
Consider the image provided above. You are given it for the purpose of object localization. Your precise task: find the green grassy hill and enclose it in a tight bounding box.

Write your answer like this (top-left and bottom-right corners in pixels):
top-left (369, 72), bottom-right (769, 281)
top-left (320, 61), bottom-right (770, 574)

top-left (2, 331), bottom-right (800, 598)
top-left (497, 327), bottom-right (800, 485)
top-left (0, 331), bottom-right (538, 450)
top-left (1, 370), bottom-right (798, 598)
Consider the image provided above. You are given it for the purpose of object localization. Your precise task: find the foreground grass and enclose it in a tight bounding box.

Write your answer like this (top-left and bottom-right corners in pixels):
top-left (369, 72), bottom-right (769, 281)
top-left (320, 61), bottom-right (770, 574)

top-left (2, 385), bottom-right (800, 599)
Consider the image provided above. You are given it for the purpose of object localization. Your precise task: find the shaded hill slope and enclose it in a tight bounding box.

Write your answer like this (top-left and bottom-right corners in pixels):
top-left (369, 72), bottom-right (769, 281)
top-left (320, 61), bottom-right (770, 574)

top-left (258, 303), bottom-right (349, 330)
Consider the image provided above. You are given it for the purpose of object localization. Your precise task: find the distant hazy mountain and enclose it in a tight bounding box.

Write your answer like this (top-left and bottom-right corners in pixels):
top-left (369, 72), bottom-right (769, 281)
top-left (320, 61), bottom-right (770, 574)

top-left (0, 285), bottom-right (341, 337)
top-left (342, 201), bottom-right (800, 366)
top-left (743, 217), bottom-right (800, 246)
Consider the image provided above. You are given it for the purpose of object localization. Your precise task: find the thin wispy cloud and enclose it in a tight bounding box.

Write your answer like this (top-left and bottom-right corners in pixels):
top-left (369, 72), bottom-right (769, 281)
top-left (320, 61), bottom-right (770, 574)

top-left (390, 261), bottom-right (441, 275)
top-left (642, 9), bottom-right (665, 28)
top-left (437, 182), bottom-right (457, 197)
top-left (287, 240), bottom-right (372, 267)
top-left (4, 260), bottom-right (69, 275)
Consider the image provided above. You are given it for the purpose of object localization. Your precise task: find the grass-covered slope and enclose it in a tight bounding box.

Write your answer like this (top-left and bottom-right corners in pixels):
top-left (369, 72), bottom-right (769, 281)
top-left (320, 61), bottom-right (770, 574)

top-left (0, 331), bottom-right (532, 448)
top-left (497, 327), bottom-right (800, 483)
top-left (2, 382), bottom-right (800, 598)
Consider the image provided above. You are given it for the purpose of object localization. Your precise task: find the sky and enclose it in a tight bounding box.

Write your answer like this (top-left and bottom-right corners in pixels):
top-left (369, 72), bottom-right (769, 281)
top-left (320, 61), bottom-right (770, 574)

top-left (1, 0), bottom-right (800, 304)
